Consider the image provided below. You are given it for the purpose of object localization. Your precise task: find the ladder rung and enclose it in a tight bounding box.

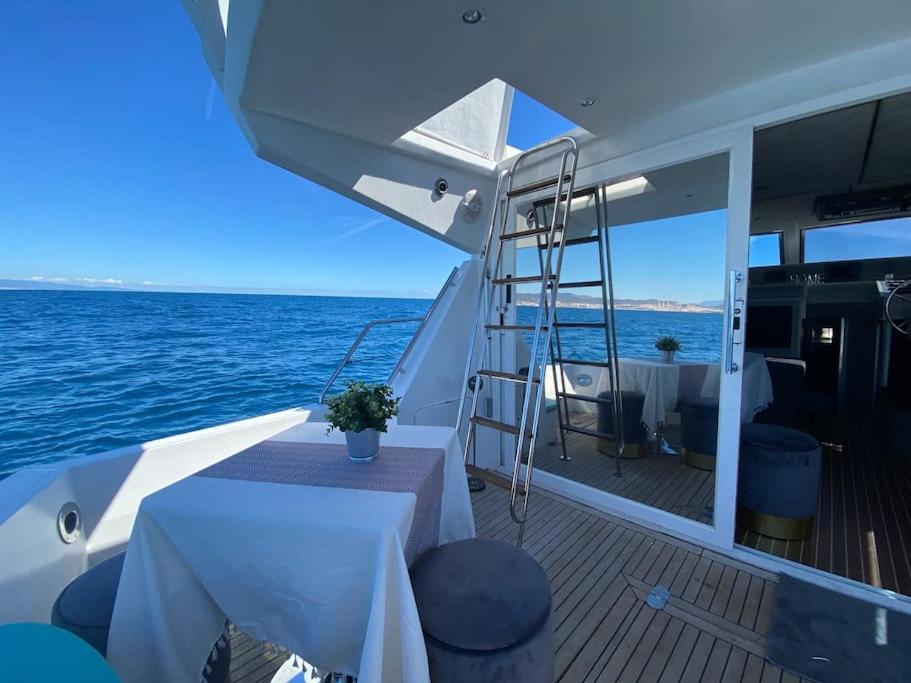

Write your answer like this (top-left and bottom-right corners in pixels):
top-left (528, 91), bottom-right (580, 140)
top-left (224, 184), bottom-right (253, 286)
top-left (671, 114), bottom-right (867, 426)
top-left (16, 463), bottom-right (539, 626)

top-left (557, 280), bottom-right (602, 289)
top-left (532, 186), bottom-right (598, 207)
top-left (470, 416), bottom-right (521, 436)
top-left (478, 369), bottom-right (540, 384)
top-left (501, 278), bottom-right (600, 289)
top-left (491, 274), bottom-right (553, 286)
top-left (506, 174), bottom-right (573, 198)
top-left (557, 391), bottom-right (612, 405)
top-left (499, 226), bottom-right (562, 242)
top-left (555, 321), bottom-right (606, 329)
top-left (485, 324), bottom-right (548, 332)
top-left (544, 235), bottom-right (600, 249)
top-left (561, 424), bottom-right (615, 440)
top-left (553, 357), bottom-right (612, 368)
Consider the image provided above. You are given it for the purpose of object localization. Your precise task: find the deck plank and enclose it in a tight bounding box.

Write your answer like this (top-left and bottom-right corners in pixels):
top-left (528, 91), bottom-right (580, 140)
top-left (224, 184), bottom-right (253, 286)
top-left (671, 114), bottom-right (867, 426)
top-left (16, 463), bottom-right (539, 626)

top-left (230, 468), bottom-right (790, 682)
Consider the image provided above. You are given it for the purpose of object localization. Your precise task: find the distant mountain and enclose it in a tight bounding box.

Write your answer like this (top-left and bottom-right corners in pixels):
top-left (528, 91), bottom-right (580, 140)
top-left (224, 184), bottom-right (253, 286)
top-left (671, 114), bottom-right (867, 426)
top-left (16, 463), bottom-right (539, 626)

top-left (0, 279), bottom-right (124, 292)
top-left (0, 279), bottom-right (435, 300)
top-left (515, 291), bottom-right (722, 313)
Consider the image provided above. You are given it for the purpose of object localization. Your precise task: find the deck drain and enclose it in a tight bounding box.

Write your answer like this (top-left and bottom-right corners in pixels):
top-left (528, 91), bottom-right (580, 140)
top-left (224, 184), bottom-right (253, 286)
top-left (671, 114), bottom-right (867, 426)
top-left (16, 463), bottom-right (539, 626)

top-left (646, 585), bottom-right (670, 610)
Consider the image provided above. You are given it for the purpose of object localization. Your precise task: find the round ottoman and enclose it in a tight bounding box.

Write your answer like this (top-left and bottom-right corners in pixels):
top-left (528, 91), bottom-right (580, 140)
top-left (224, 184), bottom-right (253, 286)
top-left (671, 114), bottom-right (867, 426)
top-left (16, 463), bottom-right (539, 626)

top-left (51, 552), bottom-right (231, 682)
top-left (596, 391), bottom-right (647, 458)
top-left (737, 423), bottom-right (822, 540)
top-left (680, 397), bottom-right (719, 471)
top-left (411, 539), bottom-right (553, 683)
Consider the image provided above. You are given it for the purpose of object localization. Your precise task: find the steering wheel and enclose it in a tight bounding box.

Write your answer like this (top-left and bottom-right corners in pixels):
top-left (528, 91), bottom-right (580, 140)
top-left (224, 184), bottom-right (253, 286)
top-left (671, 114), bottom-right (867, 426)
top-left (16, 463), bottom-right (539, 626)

top-left (885, 277), bottom-right (911, 337)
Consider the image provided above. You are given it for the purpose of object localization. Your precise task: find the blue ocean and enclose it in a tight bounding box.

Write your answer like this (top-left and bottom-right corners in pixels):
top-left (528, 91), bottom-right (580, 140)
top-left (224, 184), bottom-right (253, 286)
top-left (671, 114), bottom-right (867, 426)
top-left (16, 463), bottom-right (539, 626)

top-left (0, 291), bottom-right (721, 475)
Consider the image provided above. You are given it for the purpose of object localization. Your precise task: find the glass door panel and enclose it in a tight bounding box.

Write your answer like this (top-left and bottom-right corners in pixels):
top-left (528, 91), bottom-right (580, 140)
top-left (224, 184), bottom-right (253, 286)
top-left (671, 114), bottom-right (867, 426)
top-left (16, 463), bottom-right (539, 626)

top-left (528, 153), bottom-right (734, 528)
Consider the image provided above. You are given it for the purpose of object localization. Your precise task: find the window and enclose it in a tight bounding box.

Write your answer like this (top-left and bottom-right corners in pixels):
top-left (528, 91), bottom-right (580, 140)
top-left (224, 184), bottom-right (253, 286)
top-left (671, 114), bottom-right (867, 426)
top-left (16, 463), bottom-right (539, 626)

top-left (507, 89), bottom-right (580, 150)
top-left (802, 217), bottom-right (911, 264)
top-left (749, 233), bottom-right (783, 267)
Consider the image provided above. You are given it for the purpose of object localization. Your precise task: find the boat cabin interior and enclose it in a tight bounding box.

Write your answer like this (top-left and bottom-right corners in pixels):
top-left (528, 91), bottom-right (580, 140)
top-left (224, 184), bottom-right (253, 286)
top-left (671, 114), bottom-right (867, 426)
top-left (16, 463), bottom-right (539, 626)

top-left (744, 93), bottom-right (911, 595)
top-left (3, 2), bottom-right (911, 681)
top-left (517, 92), bottom-right (911, 599)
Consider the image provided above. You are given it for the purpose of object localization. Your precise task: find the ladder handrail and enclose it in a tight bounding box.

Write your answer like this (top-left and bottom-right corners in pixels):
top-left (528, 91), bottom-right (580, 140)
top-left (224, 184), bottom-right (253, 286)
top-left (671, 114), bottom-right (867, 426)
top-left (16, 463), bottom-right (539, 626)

top-left (509, 140), bottom-right (578, 536)
top-left (598, 184), bottom-right (625, 472)
top-left (456, 135), bottom-right (582, 548)
top-left (455, 170), bottom-right (509, 442)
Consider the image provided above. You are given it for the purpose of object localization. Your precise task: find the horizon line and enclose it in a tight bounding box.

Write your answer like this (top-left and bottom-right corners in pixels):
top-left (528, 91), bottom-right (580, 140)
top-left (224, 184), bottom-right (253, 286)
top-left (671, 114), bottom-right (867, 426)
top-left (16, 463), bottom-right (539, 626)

top-left (0, 278), bottom-right (437, 300)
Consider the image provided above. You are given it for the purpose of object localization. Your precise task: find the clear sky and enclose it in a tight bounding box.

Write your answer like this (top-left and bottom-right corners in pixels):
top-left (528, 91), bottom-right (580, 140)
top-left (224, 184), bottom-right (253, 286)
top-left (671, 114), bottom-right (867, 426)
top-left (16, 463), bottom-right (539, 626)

top-left (1, 2), bottom-right (731, 302)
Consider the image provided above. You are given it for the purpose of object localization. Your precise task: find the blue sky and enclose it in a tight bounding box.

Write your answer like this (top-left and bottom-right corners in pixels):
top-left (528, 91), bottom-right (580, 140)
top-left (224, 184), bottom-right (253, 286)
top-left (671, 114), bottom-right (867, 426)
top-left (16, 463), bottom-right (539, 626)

top-left (1, 2), bottom-right (729, 302)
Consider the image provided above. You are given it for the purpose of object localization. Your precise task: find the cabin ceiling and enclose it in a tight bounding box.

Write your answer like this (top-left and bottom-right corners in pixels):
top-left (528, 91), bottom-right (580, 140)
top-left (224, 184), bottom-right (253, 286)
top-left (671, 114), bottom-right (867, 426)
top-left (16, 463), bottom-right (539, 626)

top-left (517, 153), bottom-right (729, 241)
top-left (753, 92), bottom-right (911, 202)
top-left (233, 0), bottom-right (911, 146)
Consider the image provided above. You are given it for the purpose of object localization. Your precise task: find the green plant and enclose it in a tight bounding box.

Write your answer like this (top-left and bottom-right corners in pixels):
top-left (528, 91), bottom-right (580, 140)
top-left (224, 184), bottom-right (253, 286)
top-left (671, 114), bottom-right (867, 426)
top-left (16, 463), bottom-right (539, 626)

top-left (325, 381), bottom-right (400, 434)
top-left (655, 336), bottom-right (681, 352)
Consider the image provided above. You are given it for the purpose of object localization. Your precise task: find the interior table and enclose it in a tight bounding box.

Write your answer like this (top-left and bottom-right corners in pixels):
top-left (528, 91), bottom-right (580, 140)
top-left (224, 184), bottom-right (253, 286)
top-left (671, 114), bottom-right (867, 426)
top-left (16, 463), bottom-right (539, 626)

top-left (612, 357), bottom-right (714, 433)
top-left (586, 353), bottom-right (773, 433)
top-left (107, 423), bottom-right (475, 683)
top-left (700, 351), bottom-right (774, 422)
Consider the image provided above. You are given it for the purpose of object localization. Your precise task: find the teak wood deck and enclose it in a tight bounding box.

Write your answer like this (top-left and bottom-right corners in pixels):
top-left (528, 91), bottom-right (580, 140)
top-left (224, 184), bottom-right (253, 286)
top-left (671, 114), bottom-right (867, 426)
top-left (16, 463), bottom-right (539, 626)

top-left (230, 472), bottom-right (808, 682)
top-left (537, 410), bottom-right (911, 598)
top-left (534, 411), bottom-right (715, 524)
top-left (737, 414), bottom-right (911, 596)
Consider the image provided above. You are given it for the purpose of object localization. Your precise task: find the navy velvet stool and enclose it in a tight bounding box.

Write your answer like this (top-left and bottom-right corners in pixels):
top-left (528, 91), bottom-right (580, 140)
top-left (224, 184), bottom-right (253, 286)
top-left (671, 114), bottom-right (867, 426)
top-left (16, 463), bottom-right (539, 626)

top-left (596, 391), bottom-right (647, 458)
top-left (680, 397), bottom-right (719, 471)
top-left (51, 551), bottom-right (231, 682)
top-left (737, 423), bottom-right (822, 540)
top-left (411, 538), bottom-right (553, 682)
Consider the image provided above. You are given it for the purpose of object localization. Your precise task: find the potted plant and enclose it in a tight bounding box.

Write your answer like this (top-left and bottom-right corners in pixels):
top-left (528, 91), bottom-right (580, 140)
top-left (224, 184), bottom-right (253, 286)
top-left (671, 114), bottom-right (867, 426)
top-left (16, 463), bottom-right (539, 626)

top-left (655, 336), bottom-right (681, 363)
top-left (325, 381), bottom-right (400, 462)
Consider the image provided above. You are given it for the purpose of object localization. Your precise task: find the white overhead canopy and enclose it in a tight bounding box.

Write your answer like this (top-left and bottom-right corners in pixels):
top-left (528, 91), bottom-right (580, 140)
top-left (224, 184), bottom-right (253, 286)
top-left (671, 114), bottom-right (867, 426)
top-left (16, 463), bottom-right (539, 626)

top-left (221, 0), bottom-right (911, 145)
top-left (181, 0), bottom-right (911, 252)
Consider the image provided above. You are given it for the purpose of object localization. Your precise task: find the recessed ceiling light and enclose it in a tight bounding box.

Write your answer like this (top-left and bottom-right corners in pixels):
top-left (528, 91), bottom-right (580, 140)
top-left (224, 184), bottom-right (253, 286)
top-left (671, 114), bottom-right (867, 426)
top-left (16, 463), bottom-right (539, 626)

top-left (580, 97), bottom-right (596, 107)
top-left (462, 9), bottom-right (484, 24)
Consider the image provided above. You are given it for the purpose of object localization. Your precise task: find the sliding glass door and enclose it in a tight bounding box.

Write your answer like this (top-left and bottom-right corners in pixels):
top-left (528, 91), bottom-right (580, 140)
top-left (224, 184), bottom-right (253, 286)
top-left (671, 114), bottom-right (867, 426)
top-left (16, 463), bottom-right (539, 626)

top-left (521, 130), bottom-right (753, 549)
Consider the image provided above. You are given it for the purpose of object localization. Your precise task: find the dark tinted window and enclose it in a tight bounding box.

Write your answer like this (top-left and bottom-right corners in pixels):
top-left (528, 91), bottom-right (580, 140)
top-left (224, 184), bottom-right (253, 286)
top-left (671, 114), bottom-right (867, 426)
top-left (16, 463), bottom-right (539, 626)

top-left (803, 218), bottom-right (911, 263)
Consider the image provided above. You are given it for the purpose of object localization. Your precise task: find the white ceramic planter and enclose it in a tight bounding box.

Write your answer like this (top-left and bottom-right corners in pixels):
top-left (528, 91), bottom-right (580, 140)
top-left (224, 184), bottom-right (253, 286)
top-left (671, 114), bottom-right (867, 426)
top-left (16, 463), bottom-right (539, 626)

top-left (345, 428), bottom-right (380, 462)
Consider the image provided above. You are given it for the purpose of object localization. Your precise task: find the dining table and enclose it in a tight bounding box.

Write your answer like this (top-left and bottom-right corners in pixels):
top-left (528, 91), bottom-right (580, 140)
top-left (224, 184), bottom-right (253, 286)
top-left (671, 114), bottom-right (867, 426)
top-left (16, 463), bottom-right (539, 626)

top-left (107, 422), bottom-right (475, 683)
top-left (581, 352), bottom-right (774, 433)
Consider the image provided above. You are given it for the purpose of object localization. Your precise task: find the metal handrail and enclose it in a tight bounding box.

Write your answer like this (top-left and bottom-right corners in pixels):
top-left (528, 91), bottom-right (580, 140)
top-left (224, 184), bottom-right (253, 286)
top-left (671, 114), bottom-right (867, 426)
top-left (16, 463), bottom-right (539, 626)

top-left (388, 267), bottom-right (459, 380)
top-left (319, 318), bottom-right (423, 403)
top-left (508, 137), bottom-right (579, 539)
top-left (318, 267), bottom-right (459, 403)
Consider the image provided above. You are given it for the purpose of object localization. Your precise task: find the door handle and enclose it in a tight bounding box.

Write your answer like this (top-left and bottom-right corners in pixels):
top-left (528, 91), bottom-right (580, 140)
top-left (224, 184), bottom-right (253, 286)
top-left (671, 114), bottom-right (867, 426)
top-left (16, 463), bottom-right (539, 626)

top-left (726, 270), bottom-right (743, 375)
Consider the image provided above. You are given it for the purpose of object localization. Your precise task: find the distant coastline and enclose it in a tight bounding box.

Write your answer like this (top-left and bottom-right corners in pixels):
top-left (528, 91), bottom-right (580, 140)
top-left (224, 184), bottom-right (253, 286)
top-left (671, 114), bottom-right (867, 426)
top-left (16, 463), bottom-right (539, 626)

top-left (0, 279), bottom-right (434, 300)
top-left (515, 292), bottom-right (722, 314)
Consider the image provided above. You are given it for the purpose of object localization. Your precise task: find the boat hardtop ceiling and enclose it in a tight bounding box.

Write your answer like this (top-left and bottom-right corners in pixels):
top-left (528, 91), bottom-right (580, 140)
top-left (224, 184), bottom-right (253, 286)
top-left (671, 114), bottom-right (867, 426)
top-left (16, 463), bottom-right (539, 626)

top-left (181, 0), bottom-right (911, 251)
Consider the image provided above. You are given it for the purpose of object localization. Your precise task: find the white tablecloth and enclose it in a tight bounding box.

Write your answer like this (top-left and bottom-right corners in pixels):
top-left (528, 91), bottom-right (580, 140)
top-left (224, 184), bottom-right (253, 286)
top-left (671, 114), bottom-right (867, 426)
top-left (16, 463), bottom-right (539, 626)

top-left (108, 423), bottom-right (474, 683)
top-left (587, 353), bottom-right (773, 430)
top-left (600, 358), bottom-right (713, 432)
top-left (700, 351), bottom-right (774, 422)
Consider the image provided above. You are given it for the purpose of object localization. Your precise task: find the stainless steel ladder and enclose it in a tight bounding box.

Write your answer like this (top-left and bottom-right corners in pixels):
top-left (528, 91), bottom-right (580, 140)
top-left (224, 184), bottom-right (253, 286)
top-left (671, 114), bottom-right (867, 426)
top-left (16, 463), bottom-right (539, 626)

top-left (528, 184), bottom-right (626, 477)
top-left (455, 136), bottom-right (579, 547)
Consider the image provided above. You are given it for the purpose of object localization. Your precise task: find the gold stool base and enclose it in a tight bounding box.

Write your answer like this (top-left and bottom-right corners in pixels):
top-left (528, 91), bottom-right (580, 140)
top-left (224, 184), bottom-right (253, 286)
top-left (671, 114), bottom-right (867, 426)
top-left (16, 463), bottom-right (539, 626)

top-left (683, 448), bottom-right (716, 471)
top-left (597, 439), bottom-right (643, 459)
top-left (737, 506), bottom-right (814, 540)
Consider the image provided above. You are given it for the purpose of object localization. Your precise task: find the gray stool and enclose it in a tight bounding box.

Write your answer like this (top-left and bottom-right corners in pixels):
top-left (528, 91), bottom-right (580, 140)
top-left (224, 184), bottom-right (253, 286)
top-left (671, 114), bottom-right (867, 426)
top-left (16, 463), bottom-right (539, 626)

top-left (596, 391), bottom-right (647, 458)
top-left (411, 539), bottom-right (553, 682)
top-left (51, 552), bottom-right (231, 682)
top-left (680, 397), bottom-right (719, 471)
top-left (738, 423), bottom-right (821, 540)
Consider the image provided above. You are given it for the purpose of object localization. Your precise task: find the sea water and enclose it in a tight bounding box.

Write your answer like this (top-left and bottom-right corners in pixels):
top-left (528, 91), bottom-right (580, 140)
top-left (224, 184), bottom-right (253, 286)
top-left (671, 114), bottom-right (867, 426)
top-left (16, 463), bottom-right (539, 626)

top-left (0, 290), bottom-right (721, 475)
